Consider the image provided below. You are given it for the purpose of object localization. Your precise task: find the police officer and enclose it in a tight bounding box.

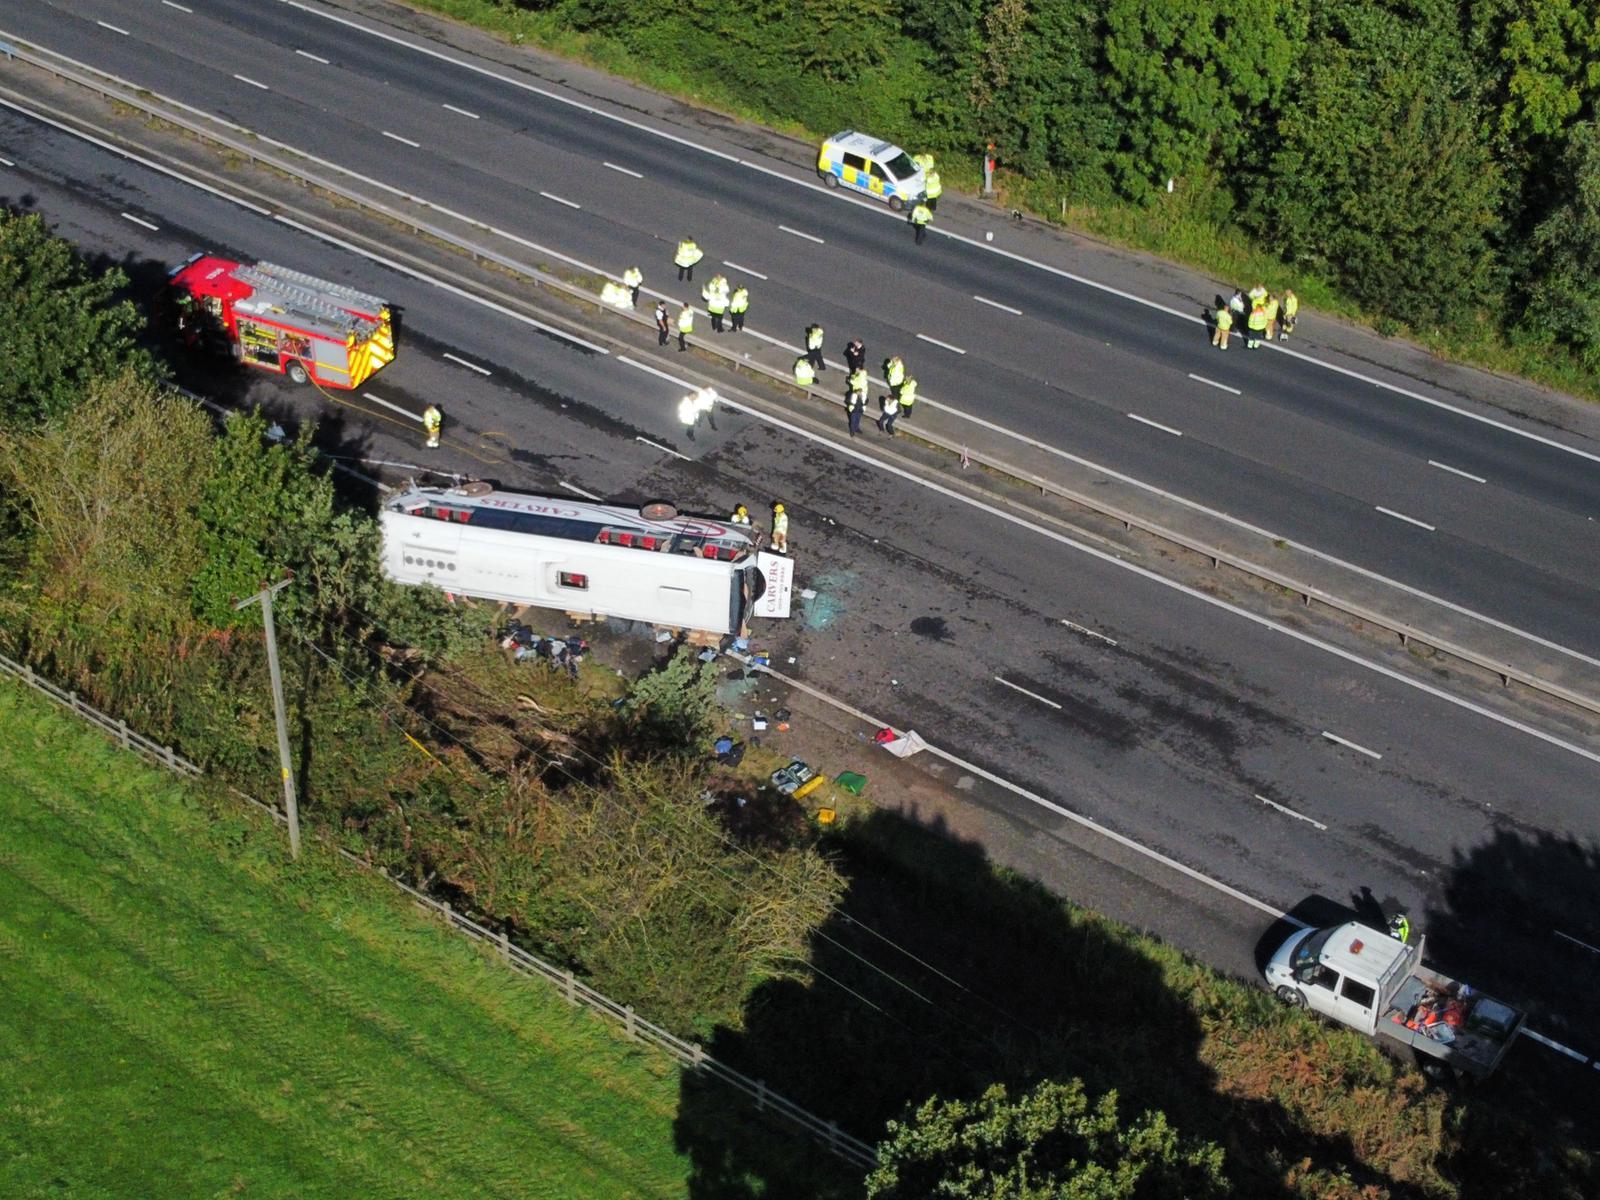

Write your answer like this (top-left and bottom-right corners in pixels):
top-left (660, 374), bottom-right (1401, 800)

top-left (675, 237), bottom-right (703, 282)
top-left (771, 502), bottom-right (789, 553)
top-left (422, 403), bottom-right (442, 448)
top-left (677, 302), bottom-right (695, 351)
top-left (678, 392), bottom-right (699, 441)
top-left (878, 387), bottom-right (900, 437)
top-left (896, 376), bottom-right (918, 420)
top-left (911, 201), bottom-right (933, 244)
top-left (794, 355), bottom-right (816, 387)
top-left (846, 367), bottom-right (868, 437)
top-left (805, 323), bottom-right (826, 373)
top-left (922, 167), bottom-right (942, 212)
top-left (729, 284), bottom-right (749, 332)
top-left (655, 301), bottom-right (670, 346)
top-left (883, 355), bottom-right (906, 395)
top-left (623, 265), bottom-right (643, 307)
top-left (704, 279), bottom-right (728, 332)
top-left (845, 338), bottom-right (866, 373)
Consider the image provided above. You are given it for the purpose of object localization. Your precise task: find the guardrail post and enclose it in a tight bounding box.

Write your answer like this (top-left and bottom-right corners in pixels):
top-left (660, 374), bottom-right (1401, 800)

top-left (624, 1005), bottom-right (636, 1041)
top-left (827, 1121), bottom-right (841, 1156)
top-left (691, 1043), bottom-right (706, 1069)
top-left (498, 929), bottom-right (511, 960)
top-left (23, 663), bottom-right (34, 687)
top-left (563, 968), bottom-right (577, 1005)
top-left (757, 1079), bottom-right (768, 1112)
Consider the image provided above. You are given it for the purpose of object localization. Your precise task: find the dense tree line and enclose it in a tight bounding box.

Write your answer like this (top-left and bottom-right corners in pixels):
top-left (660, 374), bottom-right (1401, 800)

top-left (517, 0), bottom-right (1599, 361)
top-left (0, 209), bottom-right (840, 1037)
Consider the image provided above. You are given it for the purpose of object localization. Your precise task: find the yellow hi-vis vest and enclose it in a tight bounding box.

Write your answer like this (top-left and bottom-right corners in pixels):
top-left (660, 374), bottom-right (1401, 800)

top-left (794, 357), bottom-right (816, 386)
top-left (678, 307), bottom-right (695, 332)
top-left (1214, 308), bottom-right (1233, 331)
top-left (1247, 306), bottom-right (1268, 331)
top-left (1283, 293), bottom-right (1299, 318)
top-left (924, 171), bottom-right (942, 199)
top-left (675, 240), bottom-right (703, 268)
top-left (911, 204), bottom-right (932, 226)
top-left (898, 378), bottom-right (917, 408)
top-left (806, 325), bottom-right (824, 350)
top-left (729, 288), bottom-right (749, 314)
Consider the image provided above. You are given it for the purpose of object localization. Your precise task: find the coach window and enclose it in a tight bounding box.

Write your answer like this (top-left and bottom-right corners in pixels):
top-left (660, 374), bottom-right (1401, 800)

top-left (558, 571), bottom-right (589, 590)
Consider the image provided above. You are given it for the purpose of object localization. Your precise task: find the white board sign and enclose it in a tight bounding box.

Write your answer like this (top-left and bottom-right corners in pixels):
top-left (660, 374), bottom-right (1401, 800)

top-left (753, 552), bottom-right (794, 619)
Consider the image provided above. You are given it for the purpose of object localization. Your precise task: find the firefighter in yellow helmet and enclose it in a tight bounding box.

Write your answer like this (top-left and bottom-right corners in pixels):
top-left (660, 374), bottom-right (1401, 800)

top-left (731, 504), bottom-right (752, 526)
top-left (771, 502), bottom-right (789, 554)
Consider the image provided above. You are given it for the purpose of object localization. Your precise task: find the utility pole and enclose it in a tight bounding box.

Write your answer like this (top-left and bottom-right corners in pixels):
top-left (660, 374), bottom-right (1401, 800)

top-left (235, 577), bottom-right (301, 859)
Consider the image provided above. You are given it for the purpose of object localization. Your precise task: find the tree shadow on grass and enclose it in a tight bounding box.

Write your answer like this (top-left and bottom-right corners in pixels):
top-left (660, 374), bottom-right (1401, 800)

top-left (674, 807), bottom-right (1445, 1199)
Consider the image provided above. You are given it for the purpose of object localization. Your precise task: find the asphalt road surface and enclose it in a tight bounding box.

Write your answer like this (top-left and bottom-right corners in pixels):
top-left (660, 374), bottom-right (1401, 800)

top-left (7, 97), bottom-right (1600, 1083)
top-left (7, 0), bottom-right (1600, 668)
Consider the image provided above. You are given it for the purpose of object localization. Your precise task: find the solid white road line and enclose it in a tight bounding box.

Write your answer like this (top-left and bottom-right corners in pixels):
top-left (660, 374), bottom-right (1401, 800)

top-left (994, 676), bottom-right (1063, 710)
top-left (779, 224), bottom-right (824, 244)
top-left (442, 351), bottom-right (490, 376)
top-left (1429, 459), bottom-right (1487, 484)
top-left (96, 21), bottom-right (129, 36)
top-left (269, 214), bottom-right (609, 353)
top-left (602, 161), bottom-right (641, 178)
top-left (1375, 505), bottom-right (1436, 531)
top-left (380, 130), bottom-right (420, 148)
top-left (360, 391), bottom-right (424, 424)
top-left (722, 259), bottom-right (766, 280)
top-left (973, 294), bottom-right (1022, 315)
top-left (280, 0), bottom-right (1600, 475)
top-left (1128, 412), bottom-right (1182, 437)
top-left (634, 435), bottom-right (690, 461)
top-left (295, 49), bottom-right (330, 63)
top-left (1060, 619), bottom-right (1118, 647)
top-left (119, 211), bottom-right (159, 231)
top-left (1555, 929), bottom-right (1600, 957)
top-left (611, 352), bottom-right (1600, 769)
top-left (0, 156), bottom-right (13, 167)
top-left (233, 74), bottom-right (270, 91)
top-left (1519, 1027), bottom-right (1589, 1062)
top-left (1255, 794), bottom-right (1328, 831)
top-left (916, 332), bottom-right (966, 355)
top-left (539, 190), bottom-right (581, 209)
top-left (0, 95), bottom-right (272, 216)
top-left (734, 651), bottom-right (1288, 920)
top-left (442, 103), bottom-right (479, 119)
top-left (1322, 730), bottom-right (1383, 760)
top-left (1188, 373), bottom-right (1241, 395)
top-left (162, 1), bottom-right (193, 12)
top-left (561, 479), bottom-right (603, 501)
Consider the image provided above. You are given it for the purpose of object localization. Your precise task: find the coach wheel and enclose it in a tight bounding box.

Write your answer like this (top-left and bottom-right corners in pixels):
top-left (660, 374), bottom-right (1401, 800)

top-left (286, 359), bottom-right (310, 385)
top-left (1276, 986), bottom-right (1306, 1009)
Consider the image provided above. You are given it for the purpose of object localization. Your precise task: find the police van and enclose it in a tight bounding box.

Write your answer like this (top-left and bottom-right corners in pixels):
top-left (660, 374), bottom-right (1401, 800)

top-left (816, 131), bottom-right (926, 211)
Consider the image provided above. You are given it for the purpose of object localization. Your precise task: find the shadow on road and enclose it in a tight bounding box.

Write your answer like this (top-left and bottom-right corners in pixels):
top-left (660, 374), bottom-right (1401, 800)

top-left (673, 807), bottom-right (1451, 1199)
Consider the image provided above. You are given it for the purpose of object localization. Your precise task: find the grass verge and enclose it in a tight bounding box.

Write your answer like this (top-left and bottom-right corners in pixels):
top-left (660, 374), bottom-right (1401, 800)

top-left (0, 677), bottom-right (845, 1199)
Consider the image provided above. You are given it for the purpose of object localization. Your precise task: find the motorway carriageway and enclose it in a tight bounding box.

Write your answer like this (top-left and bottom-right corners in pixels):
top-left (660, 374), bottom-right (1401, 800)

top-left (4, 97), bottom-right (1600, 1073)
top-left (8, 0), bottom-right (1600, 667)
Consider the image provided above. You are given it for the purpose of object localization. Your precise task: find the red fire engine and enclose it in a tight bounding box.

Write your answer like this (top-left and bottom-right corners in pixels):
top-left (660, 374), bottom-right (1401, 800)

top-left (166, 254), bottom-right (395, 389)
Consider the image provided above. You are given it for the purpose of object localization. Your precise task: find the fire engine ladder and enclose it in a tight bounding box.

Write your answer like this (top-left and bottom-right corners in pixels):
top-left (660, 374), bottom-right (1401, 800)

top-left (237, 263), bottom-right (385, 332)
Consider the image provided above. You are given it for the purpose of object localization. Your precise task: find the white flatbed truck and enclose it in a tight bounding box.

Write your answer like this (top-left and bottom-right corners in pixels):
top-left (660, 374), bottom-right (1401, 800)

top-left (1263, 921), bottom-right (1525, 1081)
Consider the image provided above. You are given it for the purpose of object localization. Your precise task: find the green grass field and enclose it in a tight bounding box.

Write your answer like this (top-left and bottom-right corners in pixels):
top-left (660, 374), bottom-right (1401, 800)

top-left (0, 678), bottom-right (794, 1200)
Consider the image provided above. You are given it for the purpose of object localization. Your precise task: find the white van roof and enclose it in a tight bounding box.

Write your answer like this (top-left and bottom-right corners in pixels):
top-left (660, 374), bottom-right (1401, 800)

top-left (1319, 922), bottom-right (1408, 981)
top-left (826, 130), bottom-right (905, 161)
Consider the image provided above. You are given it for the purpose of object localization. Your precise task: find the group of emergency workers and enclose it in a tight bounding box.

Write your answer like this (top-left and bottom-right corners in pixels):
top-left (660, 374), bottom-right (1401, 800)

top-left (1212, 284), bottom-right (1299, 351)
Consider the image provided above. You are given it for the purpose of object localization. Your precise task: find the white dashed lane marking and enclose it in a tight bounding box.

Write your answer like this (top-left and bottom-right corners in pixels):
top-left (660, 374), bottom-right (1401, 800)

top-left (994, 677), bottom-right (1062, 710)
top-left (380, 130), bottom-right (420, 147)
top-left (295, 49), bottom-right (330, 63)
top-left (1375, 506), bottom-right (1436, 531)
top-left (779, 225), bottom-right (824, 244)
top-left (1428, 460), bottom-right (1487, 484)
top-left (1188, 373), bottom-right (1241, 395)
top-left (916, 333), bottom-right (966, 355)
top-left (442, 352), bottom-right (491, 376)
top-left (539, 191), bottom-right (581, 209)
top-left (119, 212), bottom-right (159, 231)
top-left (442, 103), bottom-right (479, 119)
top-left (1127, 413), bottom-right (1182, 437)
top-left (1322, 730), bottom-right (1383, 760)
top-left (96, 21), bottom-right (129, 35)
top-left (603, 161), bottom-right (642, 178)
top-left (1256, 794), bottom-right (1328, 831)
top-left (234, 74), bottom-right (270, 90)
top-left (973, 295), bottom-right (1022, 315)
